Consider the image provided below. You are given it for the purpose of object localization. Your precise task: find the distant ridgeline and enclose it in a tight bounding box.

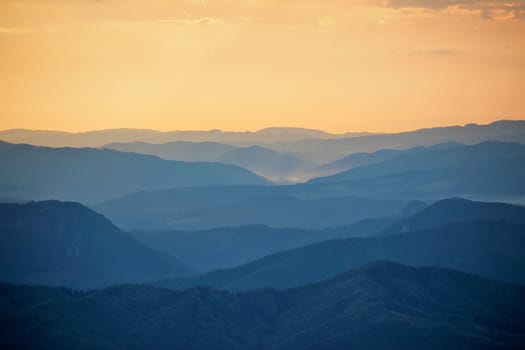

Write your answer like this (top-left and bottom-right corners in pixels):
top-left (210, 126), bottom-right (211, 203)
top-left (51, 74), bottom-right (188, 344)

top-left (1, 120), bottom-right (525, 205)
top-left (95, 141), bottom-right (525, 231)
top-left (0, 141), bottom-right (269, 203)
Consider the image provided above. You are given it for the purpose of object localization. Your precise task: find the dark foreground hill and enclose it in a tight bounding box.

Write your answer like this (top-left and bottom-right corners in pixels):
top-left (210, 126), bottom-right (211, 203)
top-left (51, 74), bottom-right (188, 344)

top-left (0, 201), bottom-right (192, 288)
top-left (1, 262), bottom-right (524, 350)
top-left (0, 141), bottom-right (269, 203)
top-left (157, 219), bottom-right (525, 291)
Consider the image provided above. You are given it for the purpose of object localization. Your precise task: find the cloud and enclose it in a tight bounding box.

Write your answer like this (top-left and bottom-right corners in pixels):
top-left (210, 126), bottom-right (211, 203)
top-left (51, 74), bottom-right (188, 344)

top-left (387, 0), bottom-right (520, 9)
top-left (388, 0), bottom-right (471, 9)
top-left (155, 17), bottom-right (225, 25)
top-left (384, 0), bottom-right (525, 20)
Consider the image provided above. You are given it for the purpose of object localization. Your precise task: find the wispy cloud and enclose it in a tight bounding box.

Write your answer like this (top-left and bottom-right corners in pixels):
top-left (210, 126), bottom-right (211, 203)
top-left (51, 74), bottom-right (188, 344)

top-left (155, 17), bottom-right (225, 26)
top-left (384, 0), bottom-right (525, 20)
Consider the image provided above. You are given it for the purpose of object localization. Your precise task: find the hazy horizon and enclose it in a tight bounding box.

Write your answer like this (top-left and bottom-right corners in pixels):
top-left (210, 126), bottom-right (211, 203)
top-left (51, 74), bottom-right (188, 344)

top-left (1, 117), bottom-right (522, 135)
top-left (1, 1), bottom-right (524, 133)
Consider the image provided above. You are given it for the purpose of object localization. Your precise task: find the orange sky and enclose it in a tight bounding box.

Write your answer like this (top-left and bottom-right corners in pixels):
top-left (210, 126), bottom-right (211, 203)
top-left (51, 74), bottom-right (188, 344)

top-left (0, 0), bottom-right (524, 133)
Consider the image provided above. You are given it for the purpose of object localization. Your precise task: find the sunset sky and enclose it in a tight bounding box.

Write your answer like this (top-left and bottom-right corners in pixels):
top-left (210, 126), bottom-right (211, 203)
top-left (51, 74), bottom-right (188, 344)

top-left (0, 0), bottom-right (524, 133)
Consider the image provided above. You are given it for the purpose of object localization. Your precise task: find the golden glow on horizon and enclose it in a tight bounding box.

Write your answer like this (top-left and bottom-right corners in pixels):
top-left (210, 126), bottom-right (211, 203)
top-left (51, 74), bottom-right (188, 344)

top-left (0, 0), bottom-right (524, 133)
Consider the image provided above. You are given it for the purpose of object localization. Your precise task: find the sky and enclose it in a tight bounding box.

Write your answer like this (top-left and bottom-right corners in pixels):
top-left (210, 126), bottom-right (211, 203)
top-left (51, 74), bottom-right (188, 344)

top-left (0, 0), bottom-right (524, 133)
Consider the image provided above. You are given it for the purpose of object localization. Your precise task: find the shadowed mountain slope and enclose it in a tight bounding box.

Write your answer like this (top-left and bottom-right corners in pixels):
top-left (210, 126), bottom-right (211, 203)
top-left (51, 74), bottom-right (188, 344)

top-left (0, 141), bottom-right (269, 203)
top-left (131, 217), bottom-right (398, 272)
top-left (308, 141), bottom-right (525, 200)
top-left (273, 120), bottom-right (525, 162)
top-left (105, 140), bottom-right (236, 161)
top-left (0, 201), bottom-right (193, 288)
top-left (381, 197), bottom-right (525, 235)
top-left (97, 192), bottom-right (406, 230)
top-left (155, 199), bottom-right (525, 290)
top-left (131, 200), bottom-right (426, 273)
top-left (316, 142), bottom-right (463, 176)
top-left (1, 262), bottom-right (524, 350)
top-left (105, 142), bottom-right (309, 182)
top-left (96, 141), bottom-right (525, 231)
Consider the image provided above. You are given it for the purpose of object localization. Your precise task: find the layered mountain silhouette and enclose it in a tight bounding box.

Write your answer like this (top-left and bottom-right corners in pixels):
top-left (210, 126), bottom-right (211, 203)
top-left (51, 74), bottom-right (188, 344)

top-left (2, 120), bottom-right (524, 163)
top-left (0, 127), bottom-right (343, 148)
top-left (217, 139), bottom-right (524, 184)
top-left (96, 141), bottom-right (525, 230)
top-left (105, 142), bottom-right (309, 182)
top-left (308, 141), bottom-right (525, 200)
top-left (2, 120), bottom-right (525, 349)
top-left (131, 217), bottom-right (398, 272)
top-left (272, 119), bottom-right (525, 162)
top-left (105, 140), bottom-right (237, 161)
top-left (0, 141), bottom-right (269, 203)
top-left (0, 201), bottom-right (192, 288)
top-left (97, 192), bottom-right (406, 230)
top-left (1, 262), bottom-right (524, 350)
top-left (2, 137), bottom-right (523, 207)
top-left (315, 142), bottom-right (462, 176)
top-left (156, 198), bottom-right (525, 290)
top-left (381, 197), bottom-right (525, 235)
top-left (217, 145), bottom-right (308, 182)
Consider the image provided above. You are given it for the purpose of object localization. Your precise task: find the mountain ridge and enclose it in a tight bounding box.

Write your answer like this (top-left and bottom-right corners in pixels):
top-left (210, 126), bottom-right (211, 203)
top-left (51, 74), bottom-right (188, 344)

top-left (1, 261), bottom-right (524, 350)
top-left (0, 141), bottom-right (269, 203)
top-left (380, 197), bottom-right (525, 235)
top-left (153, 198), bottom-right (525, 290)
top-left (2, 119), bottom-right (523, 151)
top-left (0, 200), bottom-right (193, 288)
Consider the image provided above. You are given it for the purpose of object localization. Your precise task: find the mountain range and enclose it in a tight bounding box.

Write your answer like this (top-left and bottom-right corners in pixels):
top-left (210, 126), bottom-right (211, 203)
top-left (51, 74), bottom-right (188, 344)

top-left (1, 262), bottom-right (524, 350)
top-left (131, 216), bottom-right (401, 272)
top-left (0, 141), bottom-right (268, 203)
top-left (155, 198), bottom-right (525, 290)
top-left (98, 124), bottom-right (525, 182)
top-left (315, 142), bottom-right (462, 176)
top-left (271, 120), bottom-right (525, 162)
top-left (2, 121), bottom-right (524, 164)
top-left (381, 197), bottom-right (525, 235)
top-left (96, 141), bottom-right (525, 230)
top-left (0, 127), bottom-right (349, 148)
top-left (1, 119), bottom-right (525, 349)
top-left (97, 192), bottom-right (407, 230)
top-left (105, 142), bottom-right (310, 183)
top-left (308, 141), bottom-right (525, 200)
top-left (0, 201), bottom-right (192, 288)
